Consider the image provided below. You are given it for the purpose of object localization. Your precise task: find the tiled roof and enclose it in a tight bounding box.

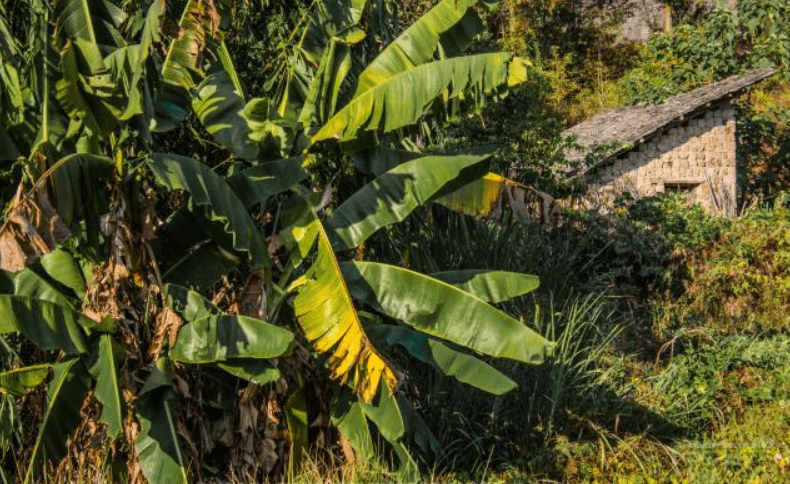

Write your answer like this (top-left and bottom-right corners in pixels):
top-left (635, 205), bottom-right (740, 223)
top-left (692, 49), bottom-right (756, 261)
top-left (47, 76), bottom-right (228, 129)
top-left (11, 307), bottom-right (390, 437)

top-left (562, 68), bottom-right (776, 163)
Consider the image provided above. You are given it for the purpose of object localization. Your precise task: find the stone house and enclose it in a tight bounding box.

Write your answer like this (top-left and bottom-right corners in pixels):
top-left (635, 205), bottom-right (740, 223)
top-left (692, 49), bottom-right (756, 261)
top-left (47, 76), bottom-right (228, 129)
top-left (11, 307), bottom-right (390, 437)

top-left (562, 68), bottom-right (775, 216)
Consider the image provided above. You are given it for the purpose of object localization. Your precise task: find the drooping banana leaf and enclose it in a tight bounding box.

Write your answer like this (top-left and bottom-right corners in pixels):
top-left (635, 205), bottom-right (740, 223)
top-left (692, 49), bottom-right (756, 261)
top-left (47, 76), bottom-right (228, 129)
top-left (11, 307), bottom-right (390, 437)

top-left (353, 0), bottom-right (482, 97)
top-left (216, 359), bottom-right (280, 385)
top-left (361, 381), bottom-right (418, 480)
top-left (341, 262), bottom-right (554, 365)
top-left (0, 295), bottom-right (89, 354)
top-left (367, 324), bottom-right (517, 395)
top-left (242, 98), bottom-right (301, 158)
top-left (326, 154), bottom-right (490, 249)
top-left (192, 71), bottom-right (259, 160)
top-left (298, 39), bottom-right (352, 129)
top-left (170, 315), bottom-right (293, 364)
top-left (163, 242), bottom-right (241, 291)
top-left (283, 196), bottom-right (398, 403)
top-left (330, 388), bottom-right (375, 463)
top-left (0, 12), bottom-right (19, 60)
top-left (47, 154), bottom-right (113, 241)
top-left (135, 357), bottom-right (188, 484)
top-left (53, 0), bottom-right (100, 45)
top-left (0, 364), bottom-right (50, 397)
top-left (276, 0), bottom-right (367, 117)
top-left (12, 267), bottom-right (76, 308)
top-left (433, 172), bottom-right (560, 230)
top-left (226, 156), bottom-right (308, 209)
top-left (350, 145), bottom-right (422, 176)
top-left (54, 39), bottom-right (121, 136)
top-left (163, 283), bottom-right (222, 322)
top-left (429, 270), bottom-right (539, 304)
top-left (37, 248), bottom-right (89, 300)
top-left (148, 153), bottom-right (269, 268)
top-left (89, 334), bottom-right (124, 439)
top-left (24, 357), bottom-right (91, 484)
top-left (153, 0), bottom-right (219, 132)
top-left (156, 208), bottom-right (242, 291)
top-left (312, 53), bottom-right (527, 143)
top-left (300, 0), bottom-right (367, 63)
top-left (286, 385), bottom-right (309, 474)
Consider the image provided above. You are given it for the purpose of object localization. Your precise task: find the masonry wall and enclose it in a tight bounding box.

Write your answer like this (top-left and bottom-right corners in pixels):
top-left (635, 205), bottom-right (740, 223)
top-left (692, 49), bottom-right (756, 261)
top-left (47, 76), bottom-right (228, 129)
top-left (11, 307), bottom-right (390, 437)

top-left (588, 102), bottom-right (737, 215)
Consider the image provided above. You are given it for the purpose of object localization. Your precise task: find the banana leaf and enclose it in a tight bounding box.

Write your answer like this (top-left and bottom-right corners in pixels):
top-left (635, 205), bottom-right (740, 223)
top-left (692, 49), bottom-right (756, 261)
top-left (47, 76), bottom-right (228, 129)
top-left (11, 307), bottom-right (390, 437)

top-left (89, 334), bottom-right (124, 439)
top-left (434, 172), bottom-right (560, 230)
top-left (217, 359), bottom-right (280, 385)
top-left (148, 153), bottom-right (269, 268)
top-left (192, 71), bottom-right (259, 160)
top-left (341, 262), bottom-right (554, 365)
top-left (429, 269), bottom-right (539, 303)
top-left (226, 157), bottom-right (308, 209)
top-left (0, 364), bottom-right (50, 397)
top-left (367, 324), bottom-right (517, 395)
top-left (284, 196), bottom-right (398, 403)
top-left (327, 154), bottom-right (489, 249)
top-left (354, 0), bottom-right (481, 96)
top-left (171, 315), bottom-right (293, 364)
top-left (331, 389), bottom-right (375, 462)
top-left (135, 357), bottom-right (188, 484)
top-left (313, 53), bottom-right (524, 143)
top-left (0, 295), bottom-right (89, 354)
top-left (25, 358), bottom-right (91, 483)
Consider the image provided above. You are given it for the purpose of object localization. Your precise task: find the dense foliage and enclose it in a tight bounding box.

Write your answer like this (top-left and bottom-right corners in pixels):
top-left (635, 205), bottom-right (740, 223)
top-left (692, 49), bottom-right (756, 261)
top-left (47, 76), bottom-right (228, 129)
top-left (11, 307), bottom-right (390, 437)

top-left (0, 0), bottom-right (560, 482)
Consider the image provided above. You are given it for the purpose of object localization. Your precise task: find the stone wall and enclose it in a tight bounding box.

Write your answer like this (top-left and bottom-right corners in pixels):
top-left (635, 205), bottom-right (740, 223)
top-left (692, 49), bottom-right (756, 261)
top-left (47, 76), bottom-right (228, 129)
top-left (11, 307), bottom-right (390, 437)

top-left (619, 0), bottom-right (736, 41)
top-left (587, 101), bottom-right (737, 215)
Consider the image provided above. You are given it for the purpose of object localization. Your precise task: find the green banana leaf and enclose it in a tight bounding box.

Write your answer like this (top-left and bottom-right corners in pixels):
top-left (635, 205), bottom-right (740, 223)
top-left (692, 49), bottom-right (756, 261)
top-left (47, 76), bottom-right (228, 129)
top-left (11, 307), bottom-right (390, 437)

top-left (354, 0), bottom-right (481, 96)
top-left (89, 334), bottom-right (124, 439)
top-left (242, 98), bottom-right (300, 157)
top-left (148, 153), bottom-right (269, 269)
top-left (327, 154), bottom-right (490, 249)
top-left (350, 145), bottom-right (422, 176)
top-left (226, 157), bottom-right (308, 209)
top-left (135, 357), bottom-right (188, 484)
top-left (156, 209), bottom-right (242, 291)
top-left (330, 389), bottom-right (375, 462)
top-left (367, 324), bottom-right (517, 395)
top-left (48, 154), bottom-right (113, 241)
top-left (53, 0), bottom-right (104, 45)
top-left (0, 364), bottom-right (50, 397)
top-left (55, 38), bottom-right (126, 137)
top-left (362, 382), bottom-right (418, 480)
top-left (298, 39), bottom-right (352, 129)
top-left (25, 358), bottom-right (91, 484)
top-left (170, 315), bottom-right (293, 364)
top-left (276, 0), bottom-right (366, 117)
top-left (162, 243), bottom-right (240, 292)
top-left (37, 248), bottom-right (89, 300)
top-left (12, 267), bottom-right (76, 308)
top-left (341, 262), bottom-right (554, 365)
top-left (164, 283), bottom-right (222, 323)
top-left (153, 0), bottom-right (217, 132)
top-left (300, 0), bottom-right (367, 63)
top-left (312, 53), bottom-right (522, 143)
top-left (430, 269), bottom-right (539, 303)
top-left (0, 295), bottom-right (89, 354)
top-left (192, 71), bottom-right (259, 160)
top-left (216, 359), bottom-right (281, 386)
top-left (286, 385), bottom-right (309, 475)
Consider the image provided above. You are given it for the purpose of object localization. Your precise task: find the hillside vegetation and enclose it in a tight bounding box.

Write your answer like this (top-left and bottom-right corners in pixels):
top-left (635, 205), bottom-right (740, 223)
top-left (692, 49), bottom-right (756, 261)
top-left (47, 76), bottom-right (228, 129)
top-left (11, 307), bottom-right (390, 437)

top-left (0, 1), bottom-right (789, 483)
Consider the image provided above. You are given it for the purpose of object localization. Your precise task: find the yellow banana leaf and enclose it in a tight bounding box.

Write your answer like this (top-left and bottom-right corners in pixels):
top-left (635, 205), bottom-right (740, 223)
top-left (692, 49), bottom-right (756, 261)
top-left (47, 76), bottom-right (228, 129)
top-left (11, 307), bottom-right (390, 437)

top-left (435, 173), bottom-right (560, 230)
top-left (290, 210), bottom-right (398, 403)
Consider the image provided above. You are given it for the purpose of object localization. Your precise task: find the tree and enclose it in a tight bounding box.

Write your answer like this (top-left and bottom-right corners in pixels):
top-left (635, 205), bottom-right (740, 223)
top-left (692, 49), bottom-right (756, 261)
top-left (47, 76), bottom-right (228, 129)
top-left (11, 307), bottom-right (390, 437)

top-left (0, 0), bottom-right (555, 481)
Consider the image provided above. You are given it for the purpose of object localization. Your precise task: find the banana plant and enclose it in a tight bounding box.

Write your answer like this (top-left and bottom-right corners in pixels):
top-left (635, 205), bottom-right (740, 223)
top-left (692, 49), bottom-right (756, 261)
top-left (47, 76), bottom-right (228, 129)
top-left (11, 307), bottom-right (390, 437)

top-left (0, 0), bottom-right (556, 481)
